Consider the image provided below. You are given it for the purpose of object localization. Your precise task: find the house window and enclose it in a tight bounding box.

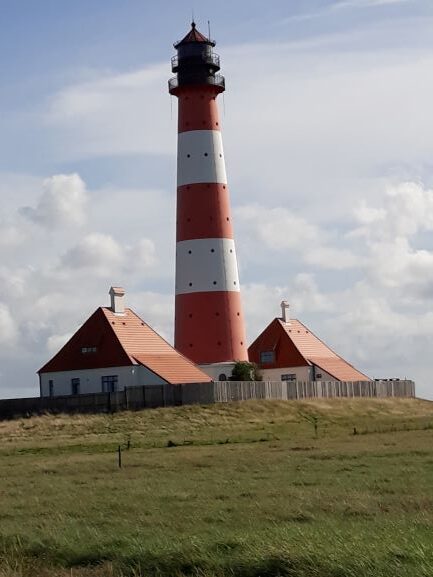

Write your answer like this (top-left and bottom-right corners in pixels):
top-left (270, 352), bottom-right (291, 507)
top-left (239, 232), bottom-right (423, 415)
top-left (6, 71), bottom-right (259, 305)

top-left (48, 380), bottom-right (54, 397)
top-left (218, 373), bottom-right (227, 381)
top-left (281, 373), bottom-right (296, 382)
top-left (260, 351), bottom-right (275, 364)
top-left (71, 378), bottom-right (80, 395)
top-left (102, 375), bottom-right (118, 393)
top-left (81, 346), bottom-right (97, 354)
top-left (316, 373), bottom-right (323, 380)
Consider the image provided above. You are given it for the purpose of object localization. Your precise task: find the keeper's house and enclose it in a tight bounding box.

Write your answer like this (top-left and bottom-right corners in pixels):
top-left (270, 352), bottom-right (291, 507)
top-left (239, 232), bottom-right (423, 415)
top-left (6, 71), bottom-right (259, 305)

top-left (249, 302), bottom-right (370, 383)
top-left (38, 287), bottom-right (211, 397)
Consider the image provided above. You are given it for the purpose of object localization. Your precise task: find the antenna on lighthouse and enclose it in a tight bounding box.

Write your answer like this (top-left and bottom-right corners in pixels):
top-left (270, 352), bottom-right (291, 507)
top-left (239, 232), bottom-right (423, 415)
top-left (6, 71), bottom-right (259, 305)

top-left (208, 20), bottom-right (211, 40)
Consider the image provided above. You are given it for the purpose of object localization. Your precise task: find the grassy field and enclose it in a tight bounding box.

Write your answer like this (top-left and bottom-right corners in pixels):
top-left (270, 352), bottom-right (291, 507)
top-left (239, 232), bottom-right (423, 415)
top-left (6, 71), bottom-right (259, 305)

top-left (0, 398), bottom-right (433, 576)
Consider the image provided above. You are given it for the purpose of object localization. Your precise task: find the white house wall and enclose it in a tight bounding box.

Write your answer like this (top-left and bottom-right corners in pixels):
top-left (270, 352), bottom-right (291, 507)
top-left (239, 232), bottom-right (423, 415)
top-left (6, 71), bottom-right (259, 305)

top-left (311, 366), bottom-right (337, 381)
top-left (260, 365), bottom-right (344, 382)
top-left (40, 365), bottom-right (167, 397)
top-left (199, 361), bottom-right (236, 381)
top-left (260, 366), bottom-right (312, 382)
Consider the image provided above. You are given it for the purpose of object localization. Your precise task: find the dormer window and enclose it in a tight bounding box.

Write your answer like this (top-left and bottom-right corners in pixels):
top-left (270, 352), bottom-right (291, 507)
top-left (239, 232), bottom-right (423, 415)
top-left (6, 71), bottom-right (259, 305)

top-left (260, 351), bottom-right (275, 364)
top-left (81, 346), bottom-right (97, 354)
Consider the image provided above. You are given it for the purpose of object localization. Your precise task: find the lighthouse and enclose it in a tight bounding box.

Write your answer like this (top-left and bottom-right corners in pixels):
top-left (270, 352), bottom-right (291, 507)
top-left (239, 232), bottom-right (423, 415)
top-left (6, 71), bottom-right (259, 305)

top-left (169, 22), bottom-right (248, 378)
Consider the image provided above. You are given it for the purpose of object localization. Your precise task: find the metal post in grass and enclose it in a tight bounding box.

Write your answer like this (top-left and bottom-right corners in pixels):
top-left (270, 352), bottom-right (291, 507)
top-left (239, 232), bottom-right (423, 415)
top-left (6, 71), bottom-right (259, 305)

top-left (118, 445), bottom-right (122, 468)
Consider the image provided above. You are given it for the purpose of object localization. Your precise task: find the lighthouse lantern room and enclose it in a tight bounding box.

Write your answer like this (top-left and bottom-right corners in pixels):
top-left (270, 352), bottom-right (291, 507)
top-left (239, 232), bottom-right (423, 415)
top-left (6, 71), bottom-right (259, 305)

top-left (169, 22), bottom-right (248, 377)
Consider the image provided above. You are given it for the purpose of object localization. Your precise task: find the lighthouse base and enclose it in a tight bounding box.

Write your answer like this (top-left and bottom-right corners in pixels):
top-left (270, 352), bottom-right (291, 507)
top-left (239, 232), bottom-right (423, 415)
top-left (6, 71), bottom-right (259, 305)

top-left (198, 361), bottom-right (239, 382)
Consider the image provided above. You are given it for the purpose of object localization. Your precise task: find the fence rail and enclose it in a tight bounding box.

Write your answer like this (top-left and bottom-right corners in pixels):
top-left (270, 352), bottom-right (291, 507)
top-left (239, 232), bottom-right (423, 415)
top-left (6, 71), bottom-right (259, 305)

top-left (0, 379), bottom-right (415, 420)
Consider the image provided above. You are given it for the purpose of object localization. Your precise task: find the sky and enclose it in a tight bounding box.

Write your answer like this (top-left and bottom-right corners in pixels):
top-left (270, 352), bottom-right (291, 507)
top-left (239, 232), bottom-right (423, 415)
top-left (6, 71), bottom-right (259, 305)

top-left (1, 0), bottom-right (433, 399)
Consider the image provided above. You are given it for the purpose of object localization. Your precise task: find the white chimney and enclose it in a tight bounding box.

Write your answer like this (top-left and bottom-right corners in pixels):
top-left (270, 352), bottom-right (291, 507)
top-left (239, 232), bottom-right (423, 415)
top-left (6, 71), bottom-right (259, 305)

top-left (109, 286), bottom-right (125, 315)
top-left (280, 300), bottom-right (290, 323)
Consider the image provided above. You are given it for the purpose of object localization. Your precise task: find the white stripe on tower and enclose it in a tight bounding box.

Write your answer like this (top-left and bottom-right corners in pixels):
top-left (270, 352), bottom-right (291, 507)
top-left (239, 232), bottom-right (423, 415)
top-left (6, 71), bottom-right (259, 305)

top-left (176, 238), bottom-right (240, 294)
top-left (177, 130), bottom-right (227, 186)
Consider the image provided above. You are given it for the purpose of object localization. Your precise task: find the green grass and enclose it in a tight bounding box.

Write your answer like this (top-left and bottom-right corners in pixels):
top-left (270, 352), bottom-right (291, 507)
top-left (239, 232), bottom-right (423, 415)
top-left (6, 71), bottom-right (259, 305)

top-left (0, 398), bottom-right (433, 576)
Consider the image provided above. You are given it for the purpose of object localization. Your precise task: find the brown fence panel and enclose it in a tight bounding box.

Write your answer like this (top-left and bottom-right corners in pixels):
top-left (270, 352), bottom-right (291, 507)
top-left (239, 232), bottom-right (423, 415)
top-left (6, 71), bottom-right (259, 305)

top-left (181, 382), bottom-right (215, 405)
top-left (143, 386), bottom-right (165, 408)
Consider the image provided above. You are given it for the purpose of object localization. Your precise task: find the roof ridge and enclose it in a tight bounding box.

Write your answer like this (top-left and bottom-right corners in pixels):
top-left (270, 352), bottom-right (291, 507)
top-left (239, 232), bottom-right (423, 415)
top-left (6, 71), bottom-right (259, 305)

top-left (101, 307), bottom-right (136, 364)
top-left (279, 318), bottom-right (343, 361)
top-left (248, 317), bottom-right (281, 351)
top-left (275, 318), bottom-right (309, 365)
top-left (107, 306), bottom-right (210, 371)
top-left (296, 319), bottom-right (338, 358)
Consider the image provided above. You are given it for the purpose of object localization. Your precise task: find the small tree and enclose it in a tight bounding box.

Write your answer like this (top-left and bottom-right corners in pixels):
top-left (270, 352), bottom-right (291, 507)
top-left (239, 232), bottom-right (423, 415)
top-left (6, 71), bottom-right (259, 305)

top-left (230, 361), bottom-right (262, 381)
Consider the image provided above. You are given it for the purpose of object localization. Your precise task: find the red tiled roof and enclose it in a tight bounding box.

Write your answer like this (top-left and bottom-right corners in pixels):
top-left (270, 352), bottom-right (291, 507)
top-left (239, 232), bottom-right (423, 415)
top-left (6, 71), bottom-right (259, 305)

top-left (101, 308), bottom-right (211, 384)
top-left (278, 319), bottom-right (370, 381)
top-left (39, 307), bottom-right (211, 384)
top-left (133, 354), bottom-right (209, 385)
top-left (308, 357), bottom-right (370, 382)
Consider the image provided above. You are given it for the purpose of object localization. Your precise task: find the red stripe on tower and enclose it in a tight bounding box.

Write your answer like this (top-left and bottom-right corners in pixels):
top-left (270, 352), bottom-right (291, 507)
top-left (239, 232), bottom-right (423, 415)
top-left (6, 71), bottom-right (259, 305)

top-left (169, 22), bottom-right (248, 368)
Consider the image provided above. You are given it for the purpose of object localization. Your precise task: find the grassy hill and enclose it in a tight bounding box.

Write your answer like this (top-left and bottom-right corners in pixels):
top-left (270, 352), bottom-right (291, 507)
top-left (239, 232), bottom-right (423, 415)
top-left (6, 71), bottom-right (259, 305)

top-left (0, 398), bottom-right (433, 576)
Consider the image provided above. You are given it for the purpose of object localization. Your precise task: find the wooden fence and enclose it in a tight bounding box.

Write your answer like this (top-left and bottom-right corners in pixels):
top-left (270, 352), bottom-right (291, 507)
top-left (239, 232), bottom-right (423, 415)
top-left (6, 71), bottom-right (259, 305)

top-left (0, 379), bottom-right (415, 420)
top-left (211, 379), bottom-right (416, 402)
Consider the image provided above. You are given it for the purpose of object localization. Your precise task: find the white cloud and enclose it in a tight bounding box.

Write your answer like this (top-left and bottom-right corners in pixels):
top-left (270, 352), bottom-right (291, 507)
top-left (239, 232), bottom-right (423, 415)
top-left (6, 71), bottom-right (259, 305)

top-left (304, 246), bottom-right (360, 270)
top-left (354, 182), bottom-right (433, 241)
top-left (235, 204), bottom-right (359, 270)
top-left (0, 224), bottom-right (25, 248)
top-left (20, 173), bottom-right (88, 228)
top-left (61, 233), bottom-right (157, 277)
top-left (348, 182), bottom-right (433, 298)
top-left (127, 238), bottom-right (156, 268)
top-left (61, 233), bottom-right (123, 272)
top-left (235, 204), bottom-right (318, 250)
top-left (45, 66), bottom-right (173, 159)
top-left (0, 303), bottom-right (18, 346)
top-left (47, 333), bottom-right (73, 354)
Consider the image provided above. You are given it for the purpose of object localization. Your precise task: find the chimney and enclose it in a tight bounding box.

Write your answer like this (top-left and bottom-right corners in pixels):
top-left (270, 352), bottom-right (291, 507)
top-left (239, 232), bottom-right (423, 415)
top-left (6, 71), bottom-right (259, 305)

top-left (109, 286), bottom-right (125, 315)
top-left (280, 300), bottom-right (290, 323)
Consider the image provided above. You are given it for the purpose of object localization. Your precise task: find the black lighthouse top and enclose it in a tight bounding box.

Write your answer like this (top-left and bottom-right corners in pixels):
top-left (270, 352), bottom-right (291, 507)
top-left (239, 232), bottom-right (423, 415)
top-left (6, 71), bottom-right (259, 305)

top-left (169, 22), bottom-right (225, 94)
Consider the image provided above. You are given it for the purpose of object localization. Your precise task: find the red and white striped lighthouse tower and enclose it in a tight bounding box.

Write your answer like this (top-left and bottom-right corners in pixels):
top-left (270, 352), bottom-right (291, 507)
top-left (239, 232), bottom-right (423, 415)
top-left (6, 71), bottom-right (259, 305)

top-left (169, 22), bottom-right (248, 374)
